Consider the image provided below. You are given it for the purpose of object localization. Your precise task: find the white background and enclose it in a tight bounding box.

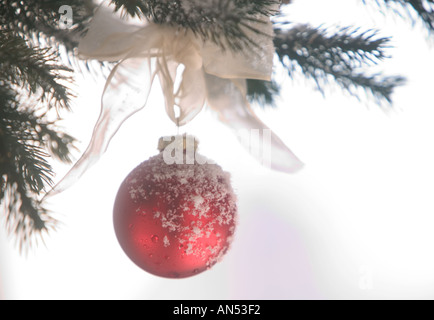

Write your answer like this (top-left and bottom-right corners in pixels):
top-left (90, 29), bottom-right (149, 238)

top-left (1, 0), bottom-right (434, 299)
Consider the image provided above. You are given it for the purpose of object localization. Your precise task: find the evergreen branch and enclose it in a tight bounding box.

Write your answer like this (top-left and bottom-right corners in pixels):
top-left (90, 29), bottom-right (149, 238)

top-left (0, 0), bottom-right (95, 52)
top-left (110, 0), bottom-right (279, 50)
top-left (0, 29), bottom-right (74, 110)
top-left (0, 89), bottom-right (53, 194)
top-left (37, 121), bottom-right (76, 164)
top-left (1, 179), bottom-right (56, 251)
top-left (274, 23), bottom-right (405, 104)
top-left (0, 1), bottom-right (82, 246)
top-left (0, 84), bottom-right (74, 247)
top-left (363, 0), bottom-right (434, 31)
top-left (2, 107), bottom-right (76, 163)
top-left (0, 132), bottom-right (52, 248)
top-left (247, 79), bottom-right (281, 107)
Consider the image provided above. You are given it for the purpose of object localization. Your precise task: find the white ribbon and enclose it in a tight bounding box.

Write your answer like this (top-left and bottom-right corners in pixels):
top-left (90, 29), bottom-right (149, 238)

top-left (47, 3), bottom-right (303, 197)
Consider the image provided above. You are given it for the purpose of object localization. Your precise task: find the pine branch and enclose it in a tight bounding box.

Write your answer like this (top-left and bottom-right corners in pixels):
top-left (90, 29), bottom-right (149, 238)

top-left (1, 179), bottom-right (56, 251)
top-left (247, 79), bottom-right (281, 107)
top-left (0, 85), bottom-right (74, 247)
top-left (363, 0), bottom-right (434, 32)
top-left (274, 23), bottom-right (406, 104)
top-left (0, 17), bottom-right (77, 245)
top-left (110, 0), bottom-right (280, 50)
top-left (0, 0), bottom-right (95, 52)
top-left (0, 29), bottom-right (73, 110)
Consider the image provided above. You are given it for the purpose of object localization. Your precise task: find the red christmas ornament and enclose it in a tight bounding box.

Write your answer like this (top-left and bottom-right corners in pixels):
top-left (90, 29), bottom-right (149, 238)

top-left (113, 135), bottom-right (237, 278)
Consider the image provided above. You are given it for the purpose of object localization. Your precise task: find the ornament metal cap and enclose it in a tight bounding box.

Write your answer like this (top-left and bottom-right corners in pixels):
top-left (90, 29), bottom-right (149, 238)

top-left (158, 134), bottom-right (199, 153)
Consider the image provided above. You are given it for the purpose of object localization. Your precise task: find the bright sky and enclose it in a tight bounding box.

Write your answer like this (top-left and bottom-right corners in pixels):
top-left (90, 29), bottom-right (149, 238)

top-left (1, 0), bottom-right (434, 299)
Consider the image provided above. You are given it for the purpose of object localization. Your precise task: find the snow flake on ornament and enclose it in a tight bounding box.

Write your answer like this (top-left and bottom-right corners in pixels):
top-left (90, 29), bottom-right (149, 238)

top-left (46, 1), bottom-right (303, 197)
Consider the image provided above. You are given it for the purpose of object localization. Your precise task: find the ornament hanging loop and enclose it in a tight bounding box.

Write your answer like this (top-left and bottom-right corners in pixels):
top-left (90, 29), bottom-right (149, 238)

top-left (174, 104), bottom-right (181, 135)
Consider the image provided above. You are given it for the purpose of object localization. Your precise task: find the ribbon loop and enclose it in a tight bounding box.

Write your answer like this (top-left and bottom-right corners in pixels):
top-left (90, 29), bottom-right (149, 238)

top-left (47, 57), bottom-right (156, 197)
top-left (204, 74), bottom-right (304, 173)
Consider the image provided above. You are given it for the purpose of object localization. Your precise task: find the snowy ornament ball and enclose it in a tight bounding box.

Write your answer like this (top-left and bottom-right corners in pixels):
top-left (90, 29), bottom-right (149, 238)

top-left (113, 135), bottom-right (237, 278)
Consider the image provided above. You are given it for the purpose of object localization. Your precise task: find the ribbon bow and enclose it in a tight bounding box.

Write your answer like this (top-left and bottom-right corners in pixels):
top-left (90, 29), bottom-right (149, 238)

top-left (48, 3), bottom-right (303, 196)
